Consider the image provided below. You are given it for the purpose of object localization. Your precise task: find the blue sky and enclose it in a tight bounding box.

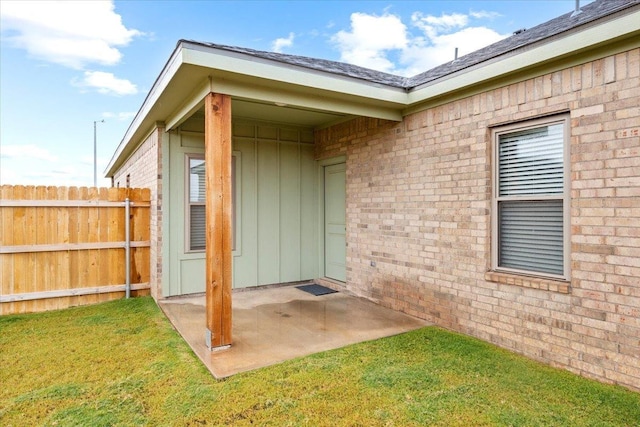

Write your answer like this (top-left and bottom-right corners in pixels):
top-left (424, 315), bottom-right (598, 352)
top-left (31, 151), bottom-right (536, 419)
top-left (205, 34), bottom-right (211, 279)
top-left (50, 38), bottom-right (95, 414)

top-left (0, 0), bottom-right (592, 187)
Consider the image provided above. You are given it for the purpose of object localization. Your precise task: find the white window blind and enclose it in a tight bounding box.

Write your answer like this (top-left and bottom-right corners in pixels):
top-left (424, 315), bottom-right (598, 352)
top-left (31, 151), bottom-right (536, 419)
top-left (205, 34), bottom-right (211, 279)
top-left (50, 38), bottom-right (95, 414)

top-left (499, 125), bottom-right (564, 196)
top-left (498, 200), bottom-right (564, 275)
top-left (190, 205), bottom-right (206, 251)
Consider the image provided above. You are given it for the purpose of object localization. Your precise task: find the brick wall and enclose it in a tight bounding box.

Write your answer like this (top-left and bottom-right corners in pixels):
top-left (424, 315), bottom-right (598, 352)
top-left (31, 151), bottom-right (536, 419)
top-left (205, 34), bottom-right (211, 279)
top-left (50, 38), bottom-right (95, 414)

top-left (113, 126), bottom-right (164, 299)
top-left (315, 48), bottom-right (640, 391)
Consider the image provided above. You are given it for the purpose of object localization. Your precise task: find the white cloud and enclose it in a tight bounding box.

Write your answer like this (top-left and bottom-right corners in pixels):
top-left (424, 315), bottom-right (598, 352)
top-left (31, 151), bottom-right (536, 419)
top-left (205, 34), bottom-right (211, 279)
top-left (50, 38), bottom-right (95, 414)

top-left (0, 164), bottom-right (109, 187)
top-left (330, 9), bottom-right (508, 76)
top-left (331, 12), bottom-right (408, 73)
top-left (400, 26), bottom-right (506, 75)
top-left (0, 0), bottom-right (142, 69)
top-left (272, 32), bottom-right (295, 53)
top-left (0, 144), bottom-right (91, 187)
top-left (73, 71), bottom-right (138, 96)
top-left (80, 155), bottom-right (110, 167)
top-left (470, 10), bottom-right (502, 20)
top-left (0, 144), bottom-right (58, 162)
top-left (412, 12), bottom-right (468, 34)
top-left (0, 149), bottom-right (112, 187)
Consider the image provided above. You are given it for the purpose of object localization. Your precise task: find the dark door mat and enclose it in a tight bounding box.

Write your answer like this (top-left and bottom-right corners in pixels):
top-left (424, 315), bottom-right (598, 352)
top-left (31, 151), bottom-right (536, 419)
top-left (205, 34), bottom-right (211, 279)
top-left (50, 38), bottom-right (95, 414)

top-left (296, 284), bottom-right (338, 296)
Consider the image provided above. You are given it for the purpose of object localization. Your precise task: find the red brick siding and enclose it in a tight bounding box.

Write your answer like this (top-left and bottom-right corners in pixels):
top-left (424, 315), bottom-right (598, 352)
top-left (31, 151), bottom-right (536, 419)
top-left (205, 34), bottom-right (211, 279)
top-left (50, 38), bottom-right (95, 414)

top-left (315, 48), bottom-right (640, 391)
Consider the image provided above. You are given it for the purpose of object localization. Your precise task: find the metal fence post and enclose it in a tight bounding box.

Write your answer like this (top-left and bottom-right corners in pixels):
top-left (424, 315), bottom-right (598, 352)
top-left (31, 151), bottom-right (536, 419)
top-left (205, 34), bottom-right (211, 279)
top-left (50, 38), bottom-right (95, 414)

top-left (125, 198), bottom-right (131, 299)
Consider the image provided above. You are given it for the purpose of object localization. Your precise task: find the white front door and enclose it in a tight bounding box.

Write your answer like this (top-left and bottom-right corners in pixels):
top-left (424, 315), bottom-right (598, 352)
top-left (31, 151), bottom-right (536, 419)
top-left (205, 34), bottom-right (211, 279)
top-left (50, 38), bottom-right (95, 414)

top-left (324, 163), bottom-right (346, 282)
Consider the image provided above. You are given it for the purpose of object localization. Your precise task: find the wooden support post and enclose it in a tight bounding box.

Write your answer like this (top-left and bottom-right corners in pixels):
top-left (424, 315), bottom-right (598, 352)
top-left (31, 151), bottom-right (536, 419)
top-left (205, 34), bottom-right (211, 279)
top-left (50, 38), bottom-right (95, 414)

top-left (204, 92), bottom-right (233, 349)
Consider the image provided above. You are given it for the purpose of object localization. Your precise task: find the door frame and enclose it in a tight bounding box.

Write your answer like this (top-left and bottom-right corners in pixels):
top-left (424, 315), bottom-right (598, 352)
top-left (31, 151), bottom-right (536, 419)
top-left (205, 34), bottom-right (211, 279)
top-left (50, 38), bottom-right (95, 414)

top-left (317, 155), bottom-right (347, 281)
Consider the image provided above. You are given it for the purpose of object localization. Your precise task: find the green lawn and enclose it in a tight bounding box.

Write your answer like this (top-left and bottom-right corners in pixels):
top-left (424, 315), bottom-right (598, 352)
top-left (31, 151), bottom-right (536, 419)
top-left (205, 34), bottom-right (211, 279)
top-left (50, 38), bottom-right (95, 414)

top-left (1, 297), bottom-right (638, 426)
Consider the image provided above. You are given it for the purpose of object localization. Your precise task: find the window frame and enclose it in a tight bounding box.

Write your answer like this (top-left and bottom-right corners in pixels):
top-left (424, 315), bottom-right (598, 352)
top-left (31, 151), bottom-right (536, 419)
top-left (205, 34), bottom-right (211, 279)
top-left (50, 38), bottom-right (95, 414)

top-left (185, 152), bottom-right (241, 255)
top-left (491, 114), bottom-right (571, 281)
top-left (186, 154), bottom-right (206, 253)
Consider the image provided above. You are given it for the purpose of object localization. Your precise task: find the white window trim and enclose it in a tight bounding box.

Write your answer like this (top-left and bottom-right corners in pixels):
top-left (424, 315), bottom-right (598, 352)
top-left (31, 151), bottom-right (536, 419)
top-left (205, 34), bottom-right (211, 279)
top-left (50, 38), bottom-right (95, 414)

top-left (491, 114), bottom-right (571, 281)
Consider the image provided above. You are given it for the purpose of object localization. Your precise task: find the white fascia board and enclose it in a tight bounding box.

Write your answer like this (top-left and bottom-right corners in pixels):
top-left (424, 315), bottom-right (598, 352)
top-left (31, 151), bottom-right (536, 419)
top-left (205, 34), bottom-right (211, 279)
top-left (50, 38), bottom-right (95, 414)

top-left (181, 44), bottom-right (408, 105)
top-left (406, 10), bottom-right (640, 107)
top-left (105, 44), bottom-right (184, 176)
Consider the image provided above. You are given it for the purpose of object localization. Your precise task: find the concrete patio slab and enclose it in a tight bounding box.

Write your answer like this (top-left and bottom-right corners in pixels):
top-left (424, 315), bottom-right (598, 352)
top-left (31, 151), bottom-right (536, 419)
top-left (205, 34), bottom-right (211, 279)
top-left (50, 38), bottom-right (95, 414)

top-left (159, 285), bottom-right (429, 378)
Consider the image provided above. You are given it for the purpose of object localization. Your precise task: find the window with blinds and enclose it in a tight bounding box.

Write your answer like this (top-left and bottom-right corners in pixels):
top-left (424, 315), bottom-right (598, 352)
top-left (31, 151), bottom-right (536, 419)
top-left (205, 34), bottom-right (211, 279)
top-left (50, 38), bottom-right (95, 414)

top-left (186, 154), bottom-right (237, 253)
top-left (492, 116), bottom-right (569, 279)
top-left (188, 157), bottom-right (206, 251)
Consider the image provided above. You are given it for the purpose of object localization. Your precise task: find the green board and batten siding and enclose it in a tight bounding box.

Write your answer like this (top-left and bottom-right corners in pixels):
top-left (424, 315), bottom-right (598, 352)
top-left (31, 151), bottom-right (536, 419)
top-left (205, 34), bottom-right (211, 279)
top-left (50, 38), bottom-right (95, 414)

top-left (234, 122), bottom-right (318, 288)
top-left (324, 163), bottom-right (346, 282)
top-left (167, 130), bottom-right (205, 296)
top-left (166, 121), bottom-right (319, 296)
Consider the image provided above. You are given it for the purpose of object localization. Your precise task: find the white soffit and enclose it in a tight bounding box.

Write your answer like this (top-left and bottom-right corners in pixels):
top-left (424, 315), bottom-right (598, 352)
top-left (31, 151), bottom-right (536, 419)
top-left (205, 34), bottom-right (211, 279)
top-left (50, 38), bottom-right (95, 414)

top-left (205, 71), bottom-right (402, 122)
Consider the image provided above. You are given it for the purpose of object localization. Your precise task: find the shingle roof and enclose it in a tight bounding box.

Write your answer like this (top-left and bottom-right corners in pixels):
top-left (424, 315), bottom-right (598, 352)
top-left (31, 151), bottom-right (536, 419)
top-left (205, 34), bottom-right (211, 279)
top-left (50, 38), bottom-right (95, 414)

top-left (406, 0), bottom-right (640, 89)
top-left (185, 42), bottom-right (408, 88)
top-left (187, 0), bottom-right (639, 90)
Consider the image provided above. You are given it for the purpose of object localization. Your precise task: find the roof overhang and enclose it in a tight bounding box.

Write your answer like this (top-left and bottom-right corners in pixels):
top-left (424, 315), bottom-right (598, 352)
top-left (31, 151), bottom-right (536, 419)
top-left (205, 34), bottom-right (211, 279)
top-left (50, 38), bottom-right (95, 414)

top-left (105, 42), bottom-right (407, 176)
top-left (106, 5), bottom-right (640, 177)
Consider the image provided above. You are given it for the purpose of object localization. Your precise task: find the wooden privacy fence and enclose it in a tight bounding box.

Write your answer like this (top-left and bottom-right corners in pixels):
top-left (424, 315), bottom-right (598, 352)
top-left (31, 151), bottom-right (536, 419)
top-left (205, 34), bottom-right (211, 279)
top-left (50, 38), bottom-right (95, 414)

top-left (0, 185), bottom-right (151, 315)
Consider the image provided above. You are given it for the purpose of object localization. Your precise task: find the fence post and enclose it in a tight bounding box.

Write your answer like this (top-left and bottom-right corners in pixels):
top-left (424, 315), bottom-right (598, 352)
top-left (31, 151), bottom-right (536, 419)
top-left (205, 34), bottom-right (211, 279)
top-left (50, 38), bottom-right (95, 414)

top-left (125, 198), bottom-right (131, 299)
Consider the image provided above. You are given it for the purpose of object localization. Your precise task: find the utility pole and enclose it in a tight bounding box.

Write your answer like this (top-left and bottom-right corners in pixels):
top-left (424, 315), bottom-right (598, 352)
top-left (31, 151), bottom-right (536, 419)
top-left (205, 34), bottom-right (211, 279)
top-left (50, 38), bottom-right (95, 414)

top-left (94, 119), bottom-right (104, 187)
